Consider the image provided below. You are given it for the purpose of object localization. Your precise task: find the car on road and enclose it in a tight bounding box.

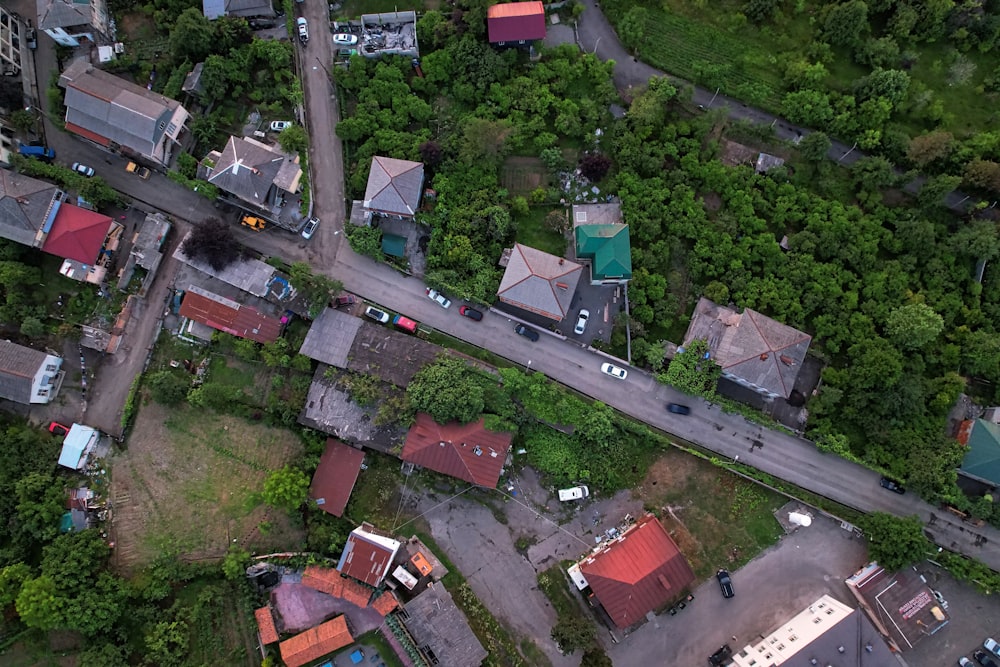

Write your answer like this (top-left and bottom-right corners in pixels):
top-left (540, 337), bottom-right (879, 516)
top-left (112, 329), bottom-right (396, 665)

top-left (976, 650), bottom-right (999, 667)
top-left (365, 306), bottom-right (390, 323)
top-left (959, 659), bottom-right (973, 667)
top-left (48, 422), bottom-right (70, 436)
top-left (71, 162), bottom-right (94, 177)
top-left (557, 485), bottom-right (589, 501)
top-left (879, 477), bottom-right (905, 494)
top-left (986, 639), bottom-right (1000, 657)
top-left (301, 217), bottom-right (319, 239)
top-left (666, 403), bottom-right (691, 415)
top-left (270, 120), bottom-right (293, 132)
top-left (126, 161), bottom-right (150, 179)
top-left (333, 33), bottom-right (358, 45)
top-left (574, 309), bottom-right (589, 335)
top-left (514, 323), bottom-right (539, 341)
top-left (716, 569), bottom-right (734, 598)
top-left (426, 288), bottom-right (451, 309)
top-left (600, 362), bottom-right (627, 380)
top-left (459, 306), bottom-right (482, 321)
top-left (333, 294), bottom-right (356, 308)
top-left (708, 645), bottom-right (732, 667)
top-left (297, 17), bottom-right (309, 42)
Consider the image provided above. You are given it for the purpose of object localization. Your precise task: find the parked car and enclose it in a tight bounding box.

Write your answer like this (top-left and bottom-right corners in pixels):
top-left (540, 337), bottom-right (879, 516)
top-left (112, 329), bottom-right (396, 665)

top-left (333, 33), bottom-right (358, 45)
top-left (270, 120), bottom-right (293, 132)
top-left (333, 294), bottom-right (356, 308)
top-left (48, 422), bottom-right (70, 436)
top-left (600, 362), bottom-right (627, 380)
top-left (558, 486), bottom-right (589, 501)
top-left (459, 305), bottom-right (483, 321)
top-left (514, 323), bottom-right (539, 341)
top-left (879, 477), bottom-right (905, 494)
top-left (932, 589), bottom-right (948, 610)
top-left (364, 306), bottom-right (390, 323)
top-left (666, 403), bottom-right (691, 415)
top-left (574, 309), bottom-right (589, 335)
top-left (296, 17), bottom-right (309, 42)
top-left (301, 216), bottom-right (319, 239)
top-left (126, 161), bottom-right (150, 179)
top-left (961, 658), bottom-right (975, 667)
top-left (393, 314), bottom-right (418, 333)
top-left (426, 288), bottom-right (451, 309)
top-left (986, 639), bottom-right (1000, 657)
top-left (708, 645), bottom-right (732, 667)
top-left (716, 569), bottom-right (734, 598)
top-left (71, 162), bottom-right (94, 177)
top-left (976, 650), bottom-right (999, 667)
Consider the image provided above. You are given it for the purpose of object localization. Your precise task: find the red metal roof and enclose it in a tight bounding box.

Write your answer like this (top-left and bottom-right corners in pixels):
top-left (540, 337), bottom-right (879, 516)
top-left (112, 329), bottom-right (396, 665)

top-left (178, 286), bottom-right (282, 344)
top-left (309, 439), bottom-right (364, 517)
top-left (254, 606), bottom-right (279, 645)
top-left (41, 204), bottom-right (113, 264)
top-left (337, 525), bottom-right (401, 587)
top-left (578, 514), bottom-right (695, 629)
top-left (401, 413), bottom-right (513, 488)
top-left (278, 615), bottom-right (353, 667)
top-left (65, 122), bottom-right (111, 147)
top-left (487, 1), bottom-right (546, 43)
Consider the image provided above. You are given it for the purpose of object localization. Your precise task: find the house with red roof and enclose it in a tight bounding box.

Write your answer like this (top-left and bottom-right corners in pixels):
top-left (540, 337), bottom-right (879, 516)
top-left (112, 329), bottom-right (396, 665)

top-left (177, 285), bottom-right (284, 344)
top-left (254, 606), bottom-right (279, 646)
top-left (569, 514), bottom-right (695, 629)
top-left (337, 523), bottom-right (401, 587)
top-left (309, 439), bottom-right (365, 517)
top-left (278, 615), bottom-right (353, 667)
top-left (401, 413), bottom-right (513, 488)
top-left (487, 1), bottom-right (546, 45)
top-left (41, 203), bottom-right (123, 284)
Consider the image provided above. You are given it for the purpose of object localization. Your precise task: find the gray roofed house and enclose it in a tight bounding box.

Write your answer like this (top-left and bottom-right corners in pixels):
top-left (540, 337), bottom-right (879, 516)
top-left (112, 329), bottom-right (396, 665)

top-left (399, 583), bottom-right (488, 667)
top-left (0, 340), bottom-right (64, 405)
top-left (0, 170), bottom-right (63, 248)
top-left (173, 232), bottom-right (276, 297)
top-left (202, 136), bottom-right (302, 212)
top-left (683, 297), bottom-right (811, 400)
top-left (298, 308), bottom-right (363, 368)
top-left (182, 62), bottom-right (205, 96)
top-left (363, 156), bottom-right (424, 219)
top-left (37, 0), bottom-right (111, 47)
top-left (497, 243), bottom-right (583, 321)
top-left (203, 0), bottom-right (276, 18)
top-left (59, 59), bottom-right (190, 167)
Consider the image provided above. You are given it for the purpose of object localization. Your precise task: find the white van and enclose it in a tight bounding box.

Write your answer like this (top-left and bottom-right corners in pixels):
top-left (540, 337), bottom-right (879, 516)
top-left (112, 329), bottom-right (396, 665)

top-left (558, 485), bottom-right (589, 501)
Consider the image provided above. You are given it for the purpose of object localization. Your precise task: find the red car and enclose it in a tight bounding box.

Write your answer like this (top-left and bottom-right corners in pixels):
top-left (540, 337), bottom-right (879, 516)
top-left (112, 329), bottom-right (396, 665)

top-left (48, 422), bottom-right (70, 436)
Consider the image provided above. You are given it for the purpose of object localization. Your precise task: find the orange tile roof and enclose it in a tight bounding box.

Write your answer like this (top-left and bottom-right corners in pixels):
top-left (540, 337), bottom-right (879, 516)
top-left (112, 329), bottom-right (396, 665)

top-left (371, 591), bottom-right (399, 617)
top-left (279, 616), bottom-right (353, 667)
top-left (302, 565), bottom-right (372, 607)
top-left (254, 606), bottom-right (279, 645)
top-left (411, 551), bottom-right (433, 577)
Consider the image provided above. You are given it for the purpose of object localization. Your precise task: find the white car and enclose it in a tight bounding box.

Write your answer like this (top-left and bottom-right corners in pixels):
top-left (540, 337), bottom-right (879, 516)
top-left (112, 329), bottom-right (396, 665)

top-left (558, 486), bottom-right (589, 502)
top-left (333, 33), bottom-right (358, 45)
top-left (601, 362), bottom-right (627, 380)
top-left (270, 120), bottom-right (293, 132)
top-left (574, 309), bottom-right (589, 335)
top-left (301, 217), bottom-right (319, 240)
top-left (364, 306), bottom-right (390, 323)
top-left (426, 288), bottom-right (451, 309)
top-left (986, 638), bottom-right (1000, 657)
top-left (297, 17), bottom-right (309, 43)
top-left (71, 162), bottom-right (94, 177)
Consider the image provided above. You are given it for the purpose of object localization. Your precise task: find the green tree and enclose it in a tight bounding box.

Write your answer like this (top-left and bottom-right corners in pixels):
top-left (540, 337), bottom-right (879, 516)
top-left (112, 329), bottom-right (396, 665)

top-left (917, 174), bottom-right (962, 209)
top-left (288, 262), bottom-right (344, 318)
top-left (221, 546), bottom-right (250, 581)
top-left (262, 466), bottom-right (309, 512)
top-left (146, 370), bottom-right (190, 406)
top-left (885, 303), bottom-right (944, 349)
top-left (617, 7), bottom-right (649, 53)
top-left (581, 647), bottom-right (614, 667)
top-left (551, 614), bottom-right (596, 652)
top-left (16, 575), bottom-right (63, 630)
top-left (144, 619), bottom-right (189, 667)
top-left (407, 357), bottom-right (485, 424)
top-left (15, 471), bottom-right (65, 543)
top-left (858, 512), bottom-right (931, 570)
top-left (798, 132), bottom-right (831, 162)
top-left (169, 8), bottom-right (215, 63)
top-left (79, 643), bottom-right (130, 667)
top-left (278, 124), bottom-right (308, 155)
top-left (0, 563), bottom-right (32, 608)
top-left (346, 224), bottom-right (383, 259)
top-left (822, 0), bottom-right (869, 49)
top-left (659, 339), bottom-right (722, 397)
top-left (962, 329), bottom-right (1000, 380)
top-left (20, 316), bottom-right (46, 339)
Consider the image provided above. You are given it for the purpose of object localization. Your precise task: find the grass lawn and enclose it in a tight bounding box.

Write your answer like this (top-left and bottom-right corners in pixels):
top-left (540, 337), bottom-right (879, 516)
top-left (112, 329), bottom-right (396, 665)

top-left (515, 205), bottom-right (567, 256)
top-left (110, 400), bottom-right (305, 573)
top-left (343, 451), bottom-right (408, 528)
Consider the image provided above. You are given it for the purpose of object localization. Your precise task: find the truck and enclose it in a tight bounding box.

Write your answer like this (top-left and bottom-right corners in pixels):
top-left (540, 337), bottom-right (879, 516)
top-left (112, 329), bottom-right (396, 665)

top-left (240, 214), bottom-right (266, 232)
top-left (392, 314), bottom-right (418, 333)
top-left (18, 145), bottom-right (55, 162)
top-left (126, 161), bottom-right (151, 179)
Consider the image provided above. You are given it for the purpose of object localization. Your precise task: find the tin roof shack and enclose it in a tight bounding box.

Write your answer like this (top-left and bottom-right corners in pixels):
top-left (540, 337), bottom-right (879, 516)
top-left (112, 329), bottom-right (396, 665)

top-left (58, 423), bottom-right (101, 470)
top-left (401, 413), bottom-right (513, 488)
top-left (397, 582), bottom-right (487, 667)
top-left (309, 439), bottom-right (365, 517)
top-left (178, 285), bottom-right (284, 344)
top-left (338, 523), bottom-right (401, 587)
top-left (845, 562), bottom-right (949, 652)
top-left (487, 1), bottom-right (546, 45)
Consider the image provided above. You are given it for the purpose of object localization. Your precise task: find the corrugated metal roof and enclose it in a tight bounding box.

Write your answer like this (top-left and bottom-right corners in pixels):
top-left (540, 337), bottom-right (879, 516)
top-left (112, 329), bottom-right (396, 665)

top-left (487, 1), bottom-right (546, 42)
top-left (309, 439), bottom-right (365, 517)
top-left (178, 285), bottom-right (283, 343)
top-left (336, 525), bottom-right (401, 587)
top-left (41, 203), bottom-right (113, 264)
top-left (401, 413), bottom-right (513, 488)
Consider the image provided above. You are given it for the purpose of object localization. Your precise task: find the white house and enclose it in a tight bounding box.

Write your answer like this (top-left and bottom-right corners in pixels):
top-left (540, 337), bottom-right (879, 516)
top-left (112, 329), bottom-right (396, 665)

top-left (0, 340), bottom-right (63, 404)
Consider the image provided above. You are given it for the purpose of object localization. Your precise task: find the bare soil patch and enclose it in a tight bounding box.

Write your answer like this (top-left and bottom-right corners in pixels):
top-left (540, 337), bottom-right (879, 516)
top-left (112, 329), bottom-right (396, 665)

top-left (502, 156), bottom-right (549, 195)
top-left (110, 401), bottom-right (305, 574)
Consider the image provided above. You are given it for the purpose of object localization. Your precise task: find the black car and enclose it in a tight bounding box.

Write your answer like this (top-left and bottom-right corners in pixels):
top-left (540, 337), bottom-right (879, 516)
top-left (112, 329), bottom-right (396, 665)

top-left (976, 650), bottom-right (999, 667)
top-left (879, 477), bottom-right (905, 494)
top-left (459, 305), bottom-right (483, 321)
top-left (708, 645), bottom-right (732, 667)
top-left (716, 569), bottom-right (734, 598)
top-left (666, 403), bottom-right (690, 415)
top-left (514, 324), bottom-right (539, 341)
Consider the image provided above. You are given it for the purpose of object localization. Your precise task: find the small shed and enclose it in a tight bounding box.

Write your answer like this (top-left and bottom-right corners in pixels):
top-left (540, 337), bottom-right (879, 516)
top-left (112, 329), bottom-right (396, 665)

top-left (58, 424), bottom-right (100, 470)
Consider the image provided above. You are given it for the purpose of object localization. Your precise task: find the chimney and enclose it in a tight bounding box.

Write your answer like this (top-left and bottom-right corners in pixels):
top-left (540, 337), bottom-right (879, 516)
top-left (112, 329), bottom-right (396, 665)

top-left (780, 355), bottom-right (795, 366)
top-left (556, 282), bottom-right (568, 290)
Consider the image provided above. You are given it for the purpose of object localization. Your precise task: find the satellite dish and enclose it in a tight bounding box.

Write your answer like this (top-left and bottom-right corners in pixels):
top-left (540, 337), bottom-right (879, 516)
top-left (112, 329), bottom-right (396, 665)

top-left (789, 511), bottom-right (812, 527)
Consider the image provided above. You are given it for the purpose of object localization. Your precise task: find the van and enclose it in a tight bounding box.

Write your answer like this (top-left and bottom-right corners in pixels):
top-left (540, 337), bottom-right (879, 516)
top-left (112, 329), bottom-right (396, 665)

top-left (558, 485), bottom-right (589, 501)
top-left (18, 145), bottom-right (55, 162)
top-left (392, 314), bottom-right (418, 333)
top-left (241, 215), bottom-right (266, 231)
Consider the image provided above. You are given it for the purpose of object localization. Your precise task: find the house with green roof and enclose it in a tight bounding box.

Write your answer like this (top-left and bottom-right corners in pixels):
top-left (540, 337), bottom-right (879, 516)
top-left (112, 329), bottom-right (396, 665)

top-left (572, 203), bottom-right (632, 285)
top-left (958, 418), bottom-right (1000, 487)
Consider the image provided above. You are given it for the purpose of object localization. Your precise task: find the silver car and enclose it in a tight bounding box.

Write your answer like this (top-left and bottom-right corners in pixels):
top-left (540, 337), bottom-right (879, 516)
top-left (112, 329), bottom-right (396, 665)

top-left (574, 309), bottom-right (589, 335)
top-left (301, 217), bottom-right (319, 240)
